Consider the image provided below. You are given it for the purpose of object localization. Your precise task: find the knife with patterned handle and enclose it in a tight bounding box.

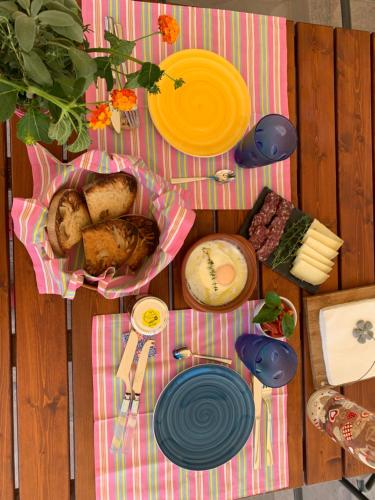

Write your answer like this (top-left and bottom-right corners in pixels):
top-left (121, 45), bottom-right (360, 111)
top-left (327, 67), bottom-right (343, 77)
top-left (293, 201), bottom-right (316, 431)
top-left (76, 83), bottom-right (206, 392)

top-left (110, 329), bottom-right (139, 453)
top-left (122, 339), bottom-right (155, 454)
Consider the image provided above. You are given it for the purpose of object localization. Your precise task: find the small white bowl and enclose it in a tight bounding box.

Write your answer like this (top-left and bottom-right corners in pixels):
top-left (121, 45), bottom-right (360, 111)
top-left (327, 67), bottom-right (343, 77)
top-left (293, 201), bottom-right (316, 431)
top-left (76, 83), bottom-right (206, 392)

top-left (253, 296), bottom-right (298, 339)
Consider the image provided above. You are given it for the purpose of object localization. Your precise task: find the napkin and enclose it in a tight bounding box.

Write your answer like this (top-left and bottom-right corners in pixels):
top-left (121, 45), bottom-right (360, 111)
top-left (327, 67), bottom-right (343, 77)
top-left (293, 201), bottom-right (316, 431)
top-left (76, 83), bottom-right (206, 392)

top-left (319, 299), bottom-right (375, 386)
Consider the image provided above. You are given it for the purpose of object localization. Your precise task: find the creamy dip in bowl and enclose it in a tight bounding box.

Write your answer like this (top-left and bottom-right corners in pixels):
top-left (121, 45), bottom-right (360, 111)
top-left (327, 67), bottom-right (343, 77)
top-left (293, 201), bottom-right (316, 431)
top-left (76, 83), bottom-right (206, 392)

top-left (184, 234), bottom-right (255, 311)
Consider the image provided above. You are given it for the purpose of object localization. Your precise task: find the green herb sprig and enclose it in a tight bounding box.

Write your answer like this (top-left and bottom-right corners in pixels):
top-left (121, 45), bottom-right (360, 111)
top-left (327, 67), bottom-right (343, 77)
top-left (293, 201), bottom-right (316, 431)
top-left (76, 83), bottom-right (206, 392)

top-left (202, 247), bottom-right (218, 292)
top-left (271, 215), bottom-right (312, 270)
top-left (253, 291), bottom-right (295, 337)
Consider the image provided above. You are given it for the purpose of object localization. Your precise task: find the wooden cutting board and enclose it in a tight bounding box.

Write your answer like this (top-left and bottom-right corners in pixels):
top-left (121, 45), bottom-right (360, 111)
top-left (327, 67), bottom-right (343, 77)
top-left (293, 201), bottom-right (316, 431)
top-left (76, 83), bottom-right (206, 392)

top-left (304, 284), bottom-right (375, 389)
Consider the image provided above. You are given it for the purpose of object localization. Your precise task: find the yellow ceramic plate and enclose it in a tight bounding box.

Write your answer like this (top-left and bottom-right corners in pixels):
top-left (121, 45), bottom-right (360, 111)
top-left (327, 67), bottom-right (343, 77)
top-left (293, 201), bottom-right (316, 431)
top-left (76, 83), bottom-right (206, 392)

top-left (148, 49), bottom-right (251, 157)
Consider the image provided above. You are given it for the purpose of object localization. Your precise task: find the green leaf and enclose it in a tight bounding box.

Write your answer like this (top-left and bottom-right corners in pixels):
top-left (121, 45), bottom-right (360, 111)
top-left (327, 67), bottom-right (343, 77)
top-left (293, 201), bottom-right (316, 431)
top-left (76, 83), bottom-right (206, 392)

top-left (62, 0), bottom-right (80, 10)
top-left (104, 30), bottom-right (135, 66)
top-left (16, 0), bottom-right (30, 11)
top-left (22, 50), bottom-right (52, 86)
top-left (43, 1), bottom-right (81, 24)
top-left (265, 291), bottom-right (281, 308)
top-left (73, 77), bottom-right (87, 98)
top-left (94, 56), bottom-right (113, 91)
top-left (0, 82), bottom-right (18, 121)
top-left (0, 1), bottom-right (18, 15)
top-left (51, 22), bottom-right (83, 43)
top-left (174, 78), bottom-right (185, 89)
top-left (47, 101), bottom-right (60, 121)
top-left (11, 10), bottom-right (23, 19)
top-left (68, 47), bottom-right (96, 79)
top-left (138, 62), bottom-right (163, 90)
top-left (281, 313), bottom-right (295, 337)
top-left (37, 9), bottom-right (75, 26)
top-left (30, 0), bottom-right (42, 15)
top-left (253, 304), bottom-right (280, 324)
top-left (54, 75), bottom-right (76, 97)
top-left (48, 115), bottom-right (72, 144)
top-left (15, 13), bottom-right (36, 52)
top-left (67, 126), bottom-right (90, 153)
top-left (124, 70), bottom-right (141, 89)
top-left (17, 108), bottom-right (51, 145)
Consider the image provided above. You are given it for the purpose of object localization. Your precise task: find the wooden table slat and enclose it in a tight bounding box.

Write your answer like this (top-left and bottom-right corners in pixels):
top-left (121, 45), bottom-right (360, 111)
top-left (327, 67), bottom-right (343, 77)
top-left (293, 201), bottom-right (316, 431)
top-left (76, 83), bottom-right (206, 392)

top-left (0, 123), bottom-right (14, 499)
top-left (71, 291), bottom-right (120, 500)
top-left (296, 23), bottom-right (343, 484)
top-left (11, 123), bottom-right (70, 500)
top-left (259, 21), bottom-right (303, 489)
top-left (335, 27), bottom-right (375, 478)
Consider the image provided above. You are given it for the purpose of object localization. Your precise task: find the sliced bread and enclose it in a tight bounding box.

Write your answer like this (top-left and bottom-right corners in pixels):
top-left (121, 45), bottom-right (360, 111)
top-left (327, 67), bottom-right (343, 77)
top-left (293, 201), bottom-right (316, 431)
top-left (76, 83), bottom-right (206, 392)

top-left (121, 215), bottom-right (160, 270)
top-left (47, 189), bottom-right (91, 256)
top-left (83, 172), bottom-right (137, 224)
top-left (82, 219), bottom-right (138, 276)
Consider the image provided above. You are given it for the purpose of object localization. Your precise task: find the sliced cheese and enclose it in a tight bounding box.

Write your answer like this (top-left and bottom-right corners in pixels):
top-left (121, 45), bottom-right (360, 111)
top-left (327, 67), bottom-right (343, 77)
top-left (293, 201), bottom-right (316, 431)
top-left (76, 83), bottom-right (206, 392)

top-left (294, 254), bottom-right (332, 274)
top-left (304, 237), bottom-right (338, 260)
top-left (303, 228), bottom-right (342, 251)
top-left (310, 219), bottom-right (344, 245)
top-left (290, 259), bottom-right (329, 285)
top-left (297, 244), bottom-right (334, 267)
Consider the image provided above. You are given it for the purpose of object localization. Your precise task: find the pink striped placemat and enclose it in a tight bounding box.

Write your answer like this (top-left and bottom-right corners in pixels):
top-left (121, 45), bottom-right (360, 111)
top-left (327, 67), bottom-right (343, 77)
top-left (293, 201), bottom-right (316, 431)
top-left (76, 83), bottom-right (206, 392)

top-left (83, 0), bottom-right (291, 209)
top-left (92, 301), bottom-right (289, 500)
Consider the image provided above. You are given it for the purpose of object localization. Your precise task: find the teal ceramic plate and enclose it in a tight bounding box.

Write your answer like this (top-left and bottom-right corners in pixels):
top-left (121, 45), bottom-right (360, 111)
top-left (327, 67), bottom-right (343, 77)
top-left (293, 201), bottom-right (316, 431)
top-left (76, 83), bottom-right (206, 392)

top-left (153, 364), bottom-right (254, 470)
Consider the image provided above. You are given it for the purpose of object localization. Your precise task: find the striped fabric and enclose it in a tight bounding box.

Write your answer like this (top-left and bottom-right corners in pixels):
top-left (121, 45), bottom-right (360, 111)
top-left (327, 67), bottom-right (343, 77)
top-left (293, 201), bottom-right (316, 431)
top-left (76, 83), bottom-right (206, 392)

top-left (83, 0), bottom-right (291, 209)
top-left (92, 302), bottom-right (288, 500)
top-left (11, 143), bottom-right (195, 299)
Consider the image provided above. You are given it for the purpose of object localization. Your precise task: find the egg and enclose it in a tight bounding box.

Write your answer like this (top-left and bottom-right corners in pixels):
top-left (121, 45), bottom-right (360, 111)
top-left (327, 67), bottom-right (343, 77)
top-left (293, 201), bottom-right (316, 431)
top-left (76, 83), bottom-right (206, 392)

top-left (216, 264), bottom-right (236, 285)
top-left (185, 240), bottom-right (248, 306)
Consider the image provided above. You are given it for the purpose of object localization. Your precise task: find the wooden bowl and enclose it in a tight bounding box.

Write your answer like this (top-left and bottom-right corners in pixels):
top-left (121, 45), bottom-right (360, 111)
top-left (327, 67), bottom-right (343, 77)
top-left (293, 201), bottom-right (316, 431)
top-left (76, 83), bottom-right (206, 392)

top-left (181, 233), bottom-right (257, 313)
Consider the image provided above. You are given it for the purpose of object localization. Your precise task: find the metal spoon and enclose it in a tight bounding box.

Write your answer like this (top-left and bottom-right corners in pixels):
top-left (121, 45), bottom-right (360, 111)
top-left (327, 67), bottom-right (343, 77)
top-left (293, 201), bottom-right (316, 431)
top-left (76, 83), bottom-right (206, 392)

top-left (170, 169), bottom-right (236, 185)
top-left (173, 346), bottom-right (232, 365)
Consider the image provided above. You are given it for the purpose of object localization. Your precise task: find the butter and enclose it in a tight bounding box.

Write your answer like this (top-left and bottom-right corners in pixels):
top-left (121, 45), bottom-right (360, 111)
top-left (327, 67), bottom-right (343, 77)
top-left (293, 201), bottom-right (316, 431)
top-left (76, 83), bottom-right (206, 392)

top-left (131, 297), bottom-right (169, 336)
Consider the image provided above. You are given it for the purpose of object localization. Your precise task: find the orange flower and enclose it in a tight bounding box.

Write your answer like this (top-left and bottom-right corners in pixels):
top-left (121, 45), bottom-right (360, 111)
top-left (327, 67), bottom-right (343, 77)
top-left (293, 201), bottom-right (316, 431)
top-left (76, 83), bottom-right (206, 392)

top-left (88, 104), bottom-right (111, 130)
top-left (111, 88), bottom-right (137, 111)
top-left (158, 15), bottom-right (179, 44)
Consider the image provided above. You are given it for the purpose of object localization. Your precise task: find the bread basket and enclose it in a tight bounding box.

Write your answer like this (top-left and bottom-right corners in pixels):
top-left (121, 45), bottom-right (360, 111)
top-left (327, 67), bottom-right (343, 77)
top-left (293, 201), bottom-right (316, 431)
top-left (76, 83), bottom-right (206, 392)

top-left (11, 143), bottom-right (196, 299)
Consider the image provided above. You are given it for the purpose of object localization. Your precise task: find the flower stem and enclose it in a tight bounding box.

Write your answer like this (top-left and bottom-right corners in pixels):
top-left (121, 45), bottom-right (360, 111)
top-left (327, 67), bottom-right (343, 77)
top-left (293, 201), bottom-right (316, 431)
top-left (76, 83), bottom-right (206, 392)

top-left (133, 31), bottom-right (160, 42)
top-left (85, 48), bottom-right (144, 66)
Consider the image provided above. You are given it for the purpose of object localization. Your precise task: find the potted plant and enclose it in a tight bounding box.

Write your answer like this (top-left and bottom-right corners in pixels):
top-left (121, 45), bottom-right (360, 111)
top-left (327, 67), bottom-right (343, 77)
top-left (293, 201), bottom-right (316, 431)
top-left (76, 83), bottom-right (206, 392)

top-left (0, 1), bottom-right (183, 151)
top-left (252, 291), bottom-right (297, 339)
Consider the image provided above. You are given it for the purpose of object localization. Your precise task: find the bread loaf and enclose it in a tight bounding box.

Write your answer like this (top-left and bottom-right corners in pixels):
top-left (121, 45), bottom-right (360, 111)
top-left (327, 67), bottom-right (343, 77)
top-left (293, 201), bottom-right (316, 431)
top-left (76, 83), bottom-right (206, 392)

top-left (83, 172), bottom-right (137, 223)
top-left (121, 215), bottom-right (160, 270)
top-left (47, 189), bottom-right (91, 256)
top-left (82, 219), bottom-right (138, 276)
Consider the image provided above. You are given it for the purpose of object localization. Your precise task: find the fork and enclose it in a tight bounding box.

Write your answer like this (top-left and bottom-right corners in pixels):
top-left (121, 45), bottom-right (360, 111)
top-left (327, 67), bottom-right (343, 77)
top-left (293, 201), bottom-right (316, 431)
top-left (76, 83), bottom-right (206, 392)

top-left (114, 22), bottom-right (140, 130)
top-left (262, 384), bottom-right (273, 466)
top-left (104, 17), bottom-right (122, 134)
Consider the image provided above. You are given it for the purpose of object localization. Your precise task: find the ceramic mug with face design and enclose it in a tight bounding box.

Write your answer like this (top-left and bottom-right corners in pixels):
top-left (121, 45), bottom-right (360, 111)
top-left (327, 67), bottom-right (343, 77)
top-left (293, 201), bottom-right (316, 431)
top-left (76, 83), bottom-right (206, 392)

top-left (307, 389), bottom-right (375, 469)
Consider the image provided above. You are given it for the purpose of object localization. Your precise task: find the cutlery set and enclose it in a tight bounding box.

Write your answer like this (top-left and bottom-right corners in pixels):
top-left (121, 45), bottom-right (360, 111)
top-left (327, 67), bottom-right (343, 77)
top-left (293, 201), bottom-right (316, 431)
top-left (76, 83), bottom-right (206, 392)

top-left (111, 330), bottom-right (155, 454)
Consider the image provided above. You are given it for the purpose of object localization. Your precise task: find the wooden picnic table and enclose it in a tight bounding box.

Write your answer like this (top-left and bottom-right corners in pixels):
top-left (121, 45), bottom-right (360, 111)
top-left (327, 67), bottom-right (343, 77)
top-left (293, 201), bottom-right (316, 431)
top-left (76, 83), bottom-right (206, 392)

top-left (1, 12), bottom-right (375, 500)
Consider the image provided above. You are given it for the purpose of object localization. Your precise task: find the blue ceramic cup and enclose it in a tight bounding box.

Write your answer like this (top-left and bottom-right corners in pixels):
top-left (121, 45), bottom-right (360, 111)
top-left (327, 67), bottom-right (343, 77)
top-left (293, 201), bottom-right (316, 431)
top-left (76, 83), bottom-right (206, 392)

top-left (235, 333), bottom-right (297, 388)
top-left (234, 114), bottom-right (297, 168)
